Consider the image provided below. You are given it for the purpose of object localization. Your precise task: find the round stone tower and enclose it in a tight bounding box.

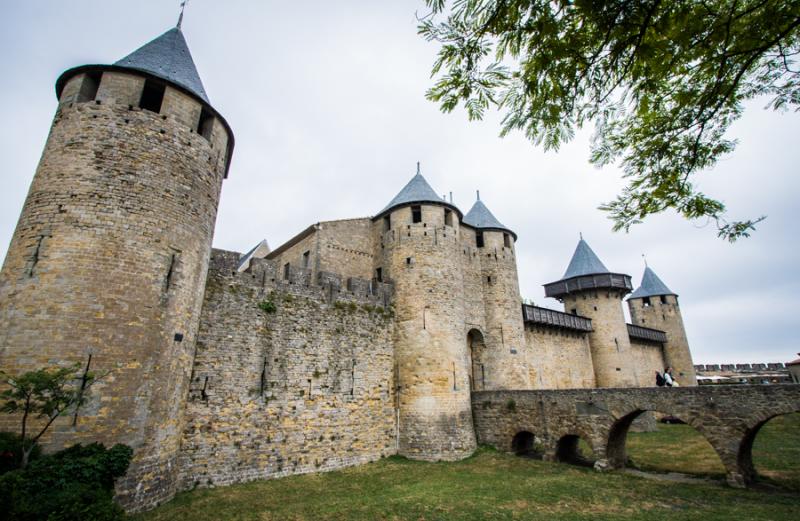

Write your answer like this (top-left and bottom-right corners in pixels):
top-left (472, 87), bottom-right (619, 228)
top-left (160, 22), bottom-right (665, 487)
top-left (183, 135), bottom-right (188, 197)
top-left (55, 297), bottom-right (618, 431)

top-left (0, 26), bottom-right (233, 510)
top-left (462, 195), bottom-right (528, 390)
top-left (373, 167), bottom-right (476, 461)
top-left (628, 266), bottom-right (697, 386)
top-left (544, 239), bottom-right (637, 388)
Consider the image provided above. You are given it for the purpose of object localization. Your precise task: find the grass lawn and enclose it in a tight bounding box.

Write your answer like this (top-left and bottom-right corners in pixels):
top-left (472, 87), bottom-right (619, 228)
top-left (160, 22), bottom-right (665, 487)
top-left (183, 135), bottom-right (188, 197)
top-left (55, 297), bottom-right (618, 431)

top-left (136, 413), bottom-right (800, 521)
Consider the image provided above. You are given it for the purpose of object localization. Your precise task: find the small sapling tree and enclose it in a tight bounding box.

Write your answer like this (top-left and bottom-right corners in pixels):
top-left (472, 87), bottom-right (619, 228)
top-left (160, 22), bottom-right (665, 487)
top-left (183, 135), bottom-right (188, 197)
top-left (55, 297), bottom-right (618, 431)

top-left (0, 363), bottom-right (105, 468)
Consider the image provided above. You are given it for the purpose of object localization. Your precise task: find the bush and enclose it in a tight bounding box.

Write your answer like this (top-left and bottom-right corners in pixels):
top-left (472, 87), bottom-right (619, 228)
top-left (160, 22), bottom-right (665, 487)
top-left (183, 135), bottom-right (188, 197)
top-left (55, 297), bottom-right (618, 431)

top-left (0, 442), bottom-right (132, 521)
top-left (0, 433), bottom-right (41, 475)
top-left (258, 300), bottom-right (276, 313)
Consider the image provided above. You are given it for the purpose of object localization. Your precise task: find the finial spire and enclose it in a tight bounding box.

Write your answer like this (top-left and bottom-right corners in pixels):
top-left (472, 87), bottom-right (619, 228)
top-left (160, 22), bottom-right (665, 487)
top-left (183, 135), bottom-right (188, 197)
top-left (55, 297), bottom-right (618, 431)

top-left (476, 190), bottom-right (480, 201)
top-left (177, 0), bottom-right (189, 29)
top-left (416, 161), bottom-right (420, 175)
top-left (642, 253), bottom-right (648, 267)
top-left (579, 232), bottom-right (583, 240)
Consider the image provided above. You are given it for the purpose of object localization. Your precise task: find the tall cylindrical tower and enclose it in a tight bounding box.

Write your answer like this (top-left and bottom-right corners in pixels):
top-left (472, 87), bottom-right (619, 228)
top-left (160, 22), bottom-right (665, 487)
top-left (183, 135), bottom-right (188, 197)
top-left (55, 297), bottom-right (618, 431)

top-left (0, 27), bottom-right (233, 510)
top-left (374, 170), bottom-right (476, 460)
top-left (628, 267), bottom-right (697, 386)
top-left (463, 197), bottom-right (528, 390)
top-left (544, 239), bottom-right (637, 388)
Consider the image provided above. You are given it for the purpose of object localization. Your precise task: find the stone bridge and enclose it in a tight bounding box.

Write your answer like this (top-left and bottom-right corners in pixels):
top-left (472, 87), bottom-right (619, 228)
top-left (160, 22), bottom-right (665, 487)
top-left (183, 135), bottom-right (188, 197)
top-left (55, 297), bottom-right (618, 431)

top-left (472, 385), bottom-right (800, 487)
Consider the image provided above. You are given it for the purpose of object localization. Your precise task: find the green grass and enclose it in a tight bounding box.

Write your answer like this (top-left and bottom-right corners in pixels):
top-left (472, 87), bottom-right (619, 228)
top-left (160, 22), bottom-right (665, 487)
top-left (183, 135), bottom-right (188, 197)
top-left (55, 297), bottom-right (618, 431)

top-left (626, 413), bottom-right (800, 489)
top-left (136, 414), bottom-right (800, 521)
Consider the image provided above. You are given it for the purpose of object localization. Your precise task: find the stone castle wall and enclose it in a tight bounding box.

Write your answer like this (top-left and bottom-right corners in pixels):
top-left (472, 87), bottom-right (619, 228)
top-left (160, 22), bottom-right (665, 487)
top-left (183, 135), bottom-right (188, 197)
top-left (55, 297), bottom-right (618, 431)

top-left (524, 326), bottom-right (596, 389)
top-left (629, 295), bottom-right (697, 385)
top-left (564, 290), bottom-right (637, 388)
top-left (0, 70), bottom-right (230, 511)
top-left (178, 249), bottom-right (396, 490)
top-left (628, 340), bottom-right (667, 387)
top-left (377, 204), bottom-right (476, 460)
top-left (268, 218), bottom-right (375, 286)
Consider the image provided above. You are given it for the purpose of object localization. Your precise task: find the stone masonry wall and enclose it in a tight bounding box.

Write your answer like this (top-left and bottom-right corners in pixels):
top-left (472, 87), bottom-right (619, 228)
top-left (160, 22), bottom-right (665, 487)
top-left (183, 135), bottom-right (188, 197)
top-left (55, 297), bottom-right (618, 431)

top-left (0, 70), bottom-right (229, 512)
top-left (525, 326), bottom-right (596, 389)
top-left (472, 385), bottom-right (800, 486)
top-left (178, 250), bottom-right (396, 490)
top-left (629, 295), bottom-right (697, 385)
top-left (629, 339), bottom-right (666, 387)
top-left (564, 291), bottom-right (637, 388)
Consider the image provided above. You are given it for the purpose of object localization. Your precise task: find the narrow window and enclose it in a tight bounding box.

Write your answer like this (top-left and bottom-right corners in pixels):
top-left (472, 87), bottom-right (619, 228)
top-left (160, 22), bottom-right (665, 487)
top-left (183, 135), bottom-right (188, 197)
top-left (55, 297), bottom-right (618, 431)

top-left (642, 296), bottom-right (651, 307)
top-left (660, 295), bottom-right (668, 304)
top-left (406, 257), bottom-right (412, 265)
top-left (487, 276), bottom-right (492, 285)
top-left (375, 267), bottom-right (382, 282)
top-left (139, 80), bottom-right (165, 113)
top-left (411, 205), bottom-right (422, 223)
top-left (444, 209), bottom-right (453, 227)
top-left (570, 308), bottom-right (577, 315)
top-left (476, 231), bottom-right (484, 248)
top-left (283, 262), bottom-right (291, 280)
top-left (302, 251), bottom-right (310, 268)
top-left (503, 233), bottom-right (511, 248)
top-left (197, 107), bottom-right (214, 140)
top-left (77, 72), bottom-right (102, 103)
top-left (383, 215), bottom-right (391, 231)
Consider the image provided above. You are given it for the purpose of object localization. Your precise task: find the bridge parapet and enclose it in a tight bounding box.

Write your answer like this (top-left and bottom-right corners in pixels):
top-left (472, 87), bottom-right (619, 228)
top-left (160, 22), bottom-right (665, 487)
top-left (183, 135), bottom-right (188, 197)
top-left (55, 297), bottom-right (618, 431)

top-left (472, 385), bottom-right (800, 487)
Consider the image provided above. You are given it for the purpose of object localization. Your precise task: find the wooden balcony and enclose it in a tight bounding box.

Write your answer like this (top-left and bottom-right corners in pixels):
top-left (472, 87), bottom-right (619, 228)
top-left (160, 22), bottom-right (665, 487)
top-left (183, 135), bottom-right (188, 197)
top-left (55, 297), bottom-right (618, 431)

top-left (522, 304), bottom-right (593, 332)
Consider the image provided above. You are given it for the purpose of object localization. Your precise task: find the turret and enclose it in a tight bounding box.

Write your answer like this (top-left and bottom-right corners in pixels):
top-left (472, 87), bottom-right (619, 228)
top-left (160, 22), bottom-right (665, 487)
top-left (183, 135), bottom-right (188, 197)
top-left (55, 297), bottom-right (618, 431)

top-left (373, 166), bottom-right (476, 461)
top-left (0, 25), bottom-right (233, 511)
top-left (462, 195), bottom-right (528, 389)
top-left (628, 266), bottom-right (697, 386)
top-left (543, 239), bottom-right (636, 387)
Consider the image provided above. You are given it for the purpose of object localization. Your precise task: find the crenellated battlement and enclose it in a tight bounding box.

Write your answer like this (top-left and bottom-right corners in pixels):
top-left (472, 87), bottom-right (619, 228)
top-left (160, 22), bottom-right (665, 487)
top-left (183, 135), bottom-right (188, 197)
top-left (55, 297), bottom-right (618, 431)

top-left (208, 248), bottom-right (393, 308)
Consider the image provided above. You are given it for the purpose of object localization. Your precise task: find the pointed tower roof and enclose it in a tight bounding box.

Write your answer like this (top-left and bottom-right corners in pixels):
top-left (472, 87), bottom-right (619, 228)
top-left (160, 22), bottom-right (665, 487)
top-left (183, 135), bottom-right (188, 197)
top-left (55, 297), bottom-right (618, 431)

top-left (55, 25), bottom-right (235, 178)
top-left (463, 198), bottom-right (516, 240)
top-left (543, 238), bottom-right (632, 300)
top-left (375, 167), bottom-right (461, 219)
top-left (114, 27), bottom-right (209, 103)
top-left (562, 239), bottom-right (610, 279)
top-left (629, 267), bottom-right (677, 299)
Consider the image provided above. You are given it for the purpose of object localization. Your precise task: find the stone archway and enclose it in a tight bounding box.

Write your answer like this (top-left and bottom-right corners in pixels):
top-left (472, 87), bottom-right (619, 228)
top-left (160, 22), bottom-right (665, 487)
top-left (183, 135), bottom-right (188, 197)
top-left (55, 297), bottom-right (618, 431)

top-left (606, 409), bottom-right (726, 475)
top-left (738, 410), bottom-right (800, 486)
top-left (467, 329), bottom-right (486, 391)
top-left (511, 431), bottom-right (537, 457)
top-left (555, 434), bottom-right (596, 467)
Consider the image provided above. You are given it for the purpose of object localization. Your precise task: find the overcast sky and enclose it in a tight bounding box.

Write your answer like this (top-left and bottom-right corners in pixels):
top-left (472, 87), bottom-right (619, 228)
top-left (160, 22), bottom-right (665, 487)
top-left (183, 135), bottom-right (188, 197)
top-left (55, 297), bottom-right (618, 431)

top-left (1, 1), bottom-right (797, 365)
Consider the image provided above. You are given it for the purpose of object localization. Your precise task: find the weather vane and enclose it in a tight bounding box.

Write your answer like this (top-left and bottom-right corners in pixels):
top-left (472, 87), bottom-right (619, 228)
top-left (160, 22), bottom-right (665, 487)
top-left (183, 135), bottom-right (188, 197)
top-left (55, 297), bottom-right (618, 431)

top-left (177, 0), bottom-right (189, 29)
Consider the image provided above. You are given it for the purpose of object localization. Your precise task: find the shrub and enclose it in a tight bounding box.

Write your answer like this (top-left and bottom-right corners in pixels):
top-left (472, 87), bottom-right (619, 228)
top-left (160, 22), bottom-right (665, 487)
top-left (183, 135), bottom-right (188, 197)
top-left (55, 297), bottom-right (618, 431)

top-left (0, 442), bottom-right (132, 521)
top-left (0, 433), bottom-right (40, 475)
top-left (506, 399), bottom-right (517, 412)
top-left (258, 300), bottom-right (276, 313)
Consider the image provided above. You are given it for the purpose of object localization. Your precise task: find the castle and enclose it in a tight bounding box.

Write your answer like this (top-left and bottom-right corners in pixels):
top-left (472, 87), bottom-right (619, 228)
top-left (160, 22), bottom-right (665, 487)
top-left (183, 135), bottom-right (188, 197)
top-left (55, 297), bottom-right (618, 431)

top-left (0, 25), bottom-right (696, 511)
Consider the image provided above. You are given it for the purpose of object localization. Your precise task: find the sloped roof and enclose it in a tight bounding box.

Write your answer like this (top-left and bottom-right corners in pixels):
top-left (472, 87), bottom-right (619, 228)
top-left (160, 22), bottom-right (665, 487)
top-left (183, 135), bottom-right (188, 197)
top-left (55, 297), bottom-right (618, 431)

top-left (463, 199), bottom-right (516, 239)
top-left (562, 239), bottom-right (610, 279)
top-left (629, 266), bottom-right (677, 299)
top-left (377, 172), bottom-right (457, 216)
top-left (114, 27), bottom-right (209, 104)
top-left (237, 239), bottom-right (270, 272)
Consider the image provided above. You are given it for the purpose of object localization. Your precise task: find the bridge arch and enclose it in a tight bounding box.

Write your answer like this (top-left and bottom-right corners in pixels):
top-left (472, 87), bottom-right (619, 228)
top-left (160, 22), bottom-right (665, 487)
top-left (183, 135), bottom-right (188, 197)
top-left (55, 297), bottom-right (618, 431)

top-left (605, 408), bottom-right (727, 474)
top-left (555, 433), bottom-right (596, 467)
top-left (737, 408), bottom-right (800, 486)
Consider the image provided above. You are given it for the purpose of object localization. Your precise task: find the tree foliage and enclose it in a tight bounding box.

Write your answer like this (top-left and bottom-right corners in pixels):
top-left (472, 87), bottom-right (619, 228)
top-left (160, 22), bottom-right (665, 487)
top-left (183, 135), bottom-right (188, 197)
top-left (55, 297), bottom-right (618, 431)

top-left (0, 364), bottom-right (102, 468)
top-left (419, 0), bottom-right (800, 240)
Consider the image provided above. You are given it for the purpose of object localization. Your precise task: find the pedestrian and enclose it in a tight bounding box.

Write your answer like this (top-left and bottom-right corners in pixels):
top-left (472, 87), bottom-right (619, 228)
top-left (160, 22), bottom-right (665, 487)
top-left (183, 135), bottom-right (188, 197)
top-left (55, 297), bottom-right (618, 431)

top-left (664, 367), bottom-right (679, 387)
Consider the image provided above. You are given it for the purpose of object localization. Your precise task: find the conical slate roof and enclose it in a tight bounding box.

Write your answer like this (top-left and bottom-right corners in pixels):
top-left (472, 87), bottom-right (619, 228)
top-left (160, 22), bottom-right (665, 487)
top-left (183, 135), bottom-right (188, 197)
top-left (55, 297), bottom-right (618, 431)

top-left (463, 199), bottom-right (516, 238)
top-left (377, 171), bottom-right (455, 216)
top-left (629, 267), bottom-right (676, 299)
top-left (115, 27), bottom-right (209, 104)
top-left (562, 239), bottom-right (610, 279)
